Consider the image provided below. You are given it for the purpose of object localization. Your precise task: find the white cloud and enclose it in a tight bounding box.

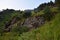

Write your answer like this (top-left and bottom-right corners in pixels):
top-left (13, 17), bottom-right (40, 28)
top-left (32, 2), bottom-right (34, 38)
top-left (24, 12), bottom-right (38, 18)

top-left (0, 0), bottom-right (55, 10)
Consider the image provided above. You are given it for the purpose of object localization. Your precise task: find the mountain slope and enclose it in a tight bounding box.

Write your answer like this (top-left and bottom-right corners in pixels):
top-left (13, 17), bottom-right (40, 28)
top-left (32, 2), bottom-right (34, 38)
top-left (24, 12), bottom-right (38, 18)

top-left (18, 12), bottom-right (60, 40)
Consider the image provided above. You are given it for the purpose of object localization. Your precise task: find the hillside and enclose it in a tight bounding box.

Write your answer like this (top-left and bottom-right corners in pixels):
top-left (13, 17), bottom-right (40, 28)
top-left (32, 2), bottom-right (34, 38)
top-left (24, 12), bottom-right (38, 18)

top-left (0, 1), bottom-right (60, 40)
top-left (18, 9), bottom-right (60, 40)
top-left (0, 7), bottom-right (59, 40)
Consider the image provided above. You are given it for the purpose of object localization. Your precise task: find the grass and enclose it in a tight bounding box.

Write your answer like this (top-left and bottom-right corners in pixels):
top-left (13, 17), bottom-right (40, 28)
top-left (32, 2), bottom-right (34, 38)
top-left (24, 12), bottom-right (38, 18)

top-left (0, 7), bottom-right (60, 40)
top-left (31, 10), bottom-right (44, 17)
top-left (18, 12), bottom-right (60, 40)
top-left (0, 32), bottom-right (19, 40)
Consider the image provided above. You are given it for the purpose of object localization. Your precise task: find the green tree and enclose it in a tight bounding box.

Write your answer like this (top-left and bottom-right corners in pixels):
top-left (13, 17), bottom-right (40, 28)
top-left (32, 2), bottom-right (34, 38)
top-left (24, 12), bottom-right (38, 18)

top-left (44, 6), bottom-right (52, 21)
top-left (23, 10), bottom-right (32, 18)
top-left (55, 0), bottom-right (60, 10)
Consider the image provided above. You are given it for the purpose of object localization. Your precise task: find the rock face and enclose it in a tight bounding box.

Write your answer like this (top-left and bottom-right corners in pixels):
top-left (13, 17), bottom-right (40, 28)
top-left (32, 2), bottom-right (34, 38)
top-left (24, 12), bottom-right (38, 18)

top-left (23, 16), bottom-right (45, 28)
top-left (4, 15), bottom-right (45, 32)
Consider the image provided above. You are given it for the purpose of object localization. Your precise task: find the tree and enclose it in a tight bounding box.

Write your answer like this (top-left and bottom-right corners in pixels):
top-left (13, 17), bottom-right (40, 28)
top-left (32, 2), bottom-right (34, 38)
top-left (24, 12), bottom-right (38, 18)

top-left (23, 10), bottom-right (32, 18)
top-left (55, 0), bottom-right (60, 6)
top-left (44, 6), bottom-right (52, 21)
top-left (49, 1), bottom-right (54, 6)
top-left (55, 0), bottom-right (60, 10)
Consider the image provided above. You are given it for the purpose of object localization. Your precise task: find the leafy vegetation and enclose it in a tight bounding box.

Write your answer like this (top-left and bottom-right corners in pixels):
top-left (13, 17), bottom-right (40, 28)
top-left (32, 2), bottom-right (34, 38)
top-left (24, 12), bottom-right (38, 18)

top-left (55, 0), bottom-right (60, 10)
top-left (18, 12), bottom-right (60, 40)
top-left (11, 26), bottom-right (29, 34)
top-left (43, 6), bottom-right (53, 21)
top-left (0, 0), bottom-right (60, 40)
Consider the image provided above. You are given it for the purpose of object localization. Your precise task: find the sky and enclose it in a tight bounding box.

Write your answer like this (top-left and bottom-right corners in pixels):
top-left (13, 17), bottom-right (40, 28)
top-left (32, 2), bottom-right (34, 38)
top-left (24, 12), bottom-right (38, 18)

top-left (0, 0), bottom-right (55, 10)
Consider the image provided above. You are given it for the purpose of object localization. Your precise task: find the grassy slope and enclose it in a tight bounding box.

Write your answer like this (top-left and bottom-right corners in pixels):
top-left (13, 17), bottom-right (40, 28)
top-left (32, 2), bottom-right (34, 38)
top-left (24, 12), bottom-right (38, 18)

top-left (18, 11), bottom-right (60, 40)
top-left (0, 7), bottom-right (60, 40)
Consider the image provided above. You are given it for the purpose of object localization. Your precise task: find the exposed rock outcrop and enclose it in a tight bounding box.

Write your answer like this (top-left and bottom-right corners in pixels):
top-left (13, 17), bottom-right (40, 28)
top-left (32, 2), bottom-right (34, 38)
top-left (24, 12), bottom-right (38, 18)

top-left (23, 16), bottom-right (45, 28)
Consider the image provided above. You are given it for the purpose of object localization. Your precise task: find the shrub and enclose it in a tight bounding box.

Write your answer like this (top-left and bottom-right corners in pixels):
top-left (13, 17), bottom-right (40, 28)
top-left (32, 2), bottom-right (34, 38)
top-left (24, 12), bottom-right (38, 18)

top-left (11, 26), bottom-right (29, 34)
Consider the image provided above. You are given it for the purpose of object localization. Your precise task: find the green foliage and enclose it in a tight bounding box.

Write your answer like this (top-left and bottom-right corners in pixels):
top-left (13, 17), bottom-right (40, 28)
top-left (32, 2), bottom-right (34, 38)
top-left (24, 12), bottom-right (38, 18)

top-left (44, 6), bottom-right (52, 21)
top-left (55, 0), bottom-right (60, 6)
top-left (0, 1), bottom-right (59, 40)
top-left (32, 10), bottom-right (44, 17)
top-left (18, 12), bottom-right (60, 40)
top-left (23, 11), bottom-right (32, 18)
top-left (0, 9), bottom-right (15, 34)
top-left (55, 0), bottom-right (60, 10)
top-left (0, 32), bottom-right (19, 40)
top-left (11, 26), bottom-right (29, 34)
top-left (0, 26), bottom-right (4, 36)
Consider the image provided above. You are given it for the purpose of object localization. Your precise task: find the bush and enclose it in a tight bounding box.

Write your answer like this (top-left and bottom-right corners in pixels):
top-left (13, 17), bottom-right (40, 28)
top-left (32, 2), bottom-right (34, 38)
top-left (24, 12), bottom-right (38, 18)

top-left (11, 26), bottom-right (29, 34)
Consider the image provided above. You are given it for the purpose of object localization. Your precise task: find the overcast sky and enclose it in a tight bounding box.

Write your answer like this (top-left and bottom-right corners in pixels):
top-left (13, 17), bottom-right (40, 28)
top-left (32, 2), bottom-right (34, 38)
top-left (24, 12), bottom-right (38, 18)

top-left (0, 0), bottom-right (55, 10)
